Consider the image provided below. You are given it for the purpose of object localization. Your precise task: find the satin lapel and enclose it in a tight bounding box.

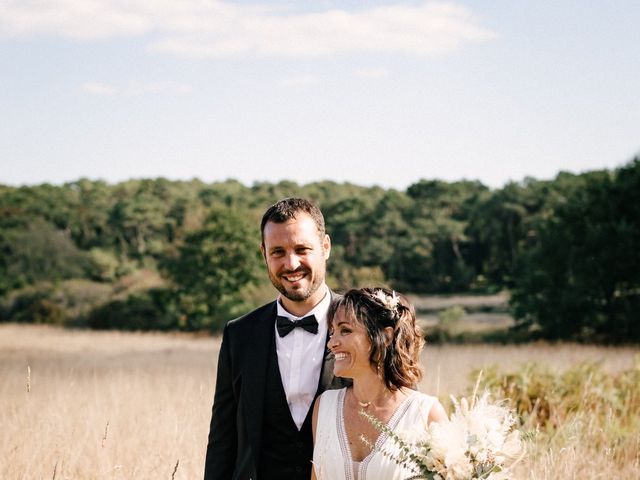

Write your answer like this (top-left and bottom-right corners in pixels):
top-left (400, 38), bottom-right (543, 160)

top-left (317, 290), bottom-right (342, 394)
top-left (242, 302), bottom-right (277, 463)
top-left (318, 337), bottom-right (336, 394)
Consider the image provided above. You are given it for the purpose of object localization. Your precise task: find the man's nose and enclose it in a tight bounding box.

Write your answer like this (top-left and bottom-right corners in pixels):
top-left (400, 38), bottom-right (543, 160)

top-left (284, 253), bottom-right (301, 271)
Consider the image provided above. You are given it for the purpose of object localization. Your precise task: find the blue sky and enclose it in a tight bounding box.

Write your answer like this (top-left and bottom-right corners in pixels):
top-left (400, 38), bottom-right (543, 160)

top-left (1, 1), bottom-right (639, 189)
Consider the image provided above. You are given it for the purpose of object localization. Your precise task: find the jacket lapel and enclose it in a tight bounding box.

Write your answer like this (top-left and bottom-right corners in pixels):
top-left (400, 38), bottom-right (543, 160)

top-left (317, 290), bottom-right (351, 394)
top-left (318, 341), bottom-right (336, 394)
top-left (242, 301), bottom-right (277, 464)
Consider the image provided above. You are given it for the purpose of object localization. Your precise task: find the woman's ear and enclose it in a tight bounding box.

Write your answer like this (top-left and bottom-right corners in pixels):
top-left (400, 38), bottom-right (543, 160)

top-left (383, 326), bottom-right (394, 347)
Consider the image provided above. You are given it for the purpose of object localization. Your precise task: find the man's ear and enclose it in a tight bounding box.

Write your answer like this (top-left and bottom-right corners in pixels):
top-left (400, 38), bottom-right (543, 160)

top-left (259, 243), bottom-right (266, 261)
top-left (323, 234), bottom-right (331, 259)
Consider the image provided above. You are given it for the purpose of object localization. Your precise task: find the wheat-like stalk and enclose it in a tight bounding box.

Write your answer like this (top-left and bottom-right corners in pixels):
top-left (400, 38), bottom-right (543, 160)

top-left (102, 420), bottom-right (109, 448)
top-left (471, 369), bottom-right (483, 409)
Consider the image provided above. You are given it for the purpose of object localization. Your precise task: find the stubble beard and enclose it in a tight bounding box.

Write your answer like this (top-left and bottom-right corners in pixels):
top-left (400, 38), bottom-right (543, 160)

top-left (269, 266), bottom-right (326, 303)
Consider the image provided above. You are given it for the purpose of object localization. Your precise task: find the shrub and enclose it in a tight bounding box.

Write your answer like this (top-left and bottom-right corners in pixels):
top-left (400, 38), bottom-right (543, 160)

top-left (476, 359), bottom-right (640, 433)
top-left (0, 284), bottom-right (60, 324)
top-left (85, 289), bottom-right (178, 331)
top-left (477, 359), bottom-right (640, 478)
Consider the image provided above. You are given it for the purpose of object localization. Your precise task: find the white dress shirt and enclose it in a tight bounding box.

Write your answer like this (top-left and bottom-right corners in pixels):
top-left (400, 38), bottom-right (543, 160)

top-left (275, 286), bottom-right (331, 430)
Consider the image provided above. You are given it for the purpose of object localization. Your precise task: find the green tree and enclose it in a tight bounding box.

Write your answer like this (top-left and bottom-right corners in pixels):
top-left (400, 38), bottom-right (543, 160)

top-left (0, 218), bottom-right (90, 294)
top-left (511, 159), bottom-right (640, 342)
top-left (162, 208), bottom-right (263, 330)
top-left (398, 180), bottom-right (485, 292)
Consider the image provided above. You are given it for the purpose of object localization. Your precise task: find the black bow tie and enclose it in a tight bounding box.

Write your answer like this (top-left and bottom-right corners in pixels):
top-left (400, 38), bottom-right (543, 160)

top-left (276, 315), bottom-right (319, 337)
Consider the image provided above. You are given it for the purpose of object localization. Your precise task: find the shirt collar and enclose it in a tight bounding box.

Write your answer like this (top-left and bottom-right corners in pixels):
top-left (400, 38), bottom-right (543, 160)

top-left (276, 285), bottom-right (331, 323)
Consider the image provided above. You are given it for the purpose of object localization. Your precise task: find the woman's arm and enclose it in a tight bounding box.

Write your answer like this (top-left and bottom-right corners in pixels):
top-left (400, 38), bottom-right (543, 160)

top-left (310, 398), bottom-right (321, 480)
top-left (428, 399), bottom-right (448, 424)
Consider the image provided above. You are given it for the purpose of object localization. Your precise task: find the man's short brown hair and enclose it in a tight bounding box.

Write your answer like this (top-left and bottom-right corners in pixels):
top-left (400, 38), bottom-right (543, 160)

top-left (260, 197), bottom-right (325, 243)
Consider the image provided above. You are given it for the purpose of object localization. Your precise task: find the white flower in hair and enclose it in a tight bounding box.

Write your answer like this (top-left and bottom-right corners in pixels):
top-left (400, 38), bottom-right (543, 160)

top-left (373, 289), bottom-right (400, 310)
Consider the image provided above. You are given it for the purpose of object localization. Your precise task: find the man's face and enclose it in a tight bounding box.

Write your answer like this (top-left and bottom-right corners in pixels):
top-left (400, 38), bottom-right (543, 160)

top-left (261, 213), bottom-right (331, 304)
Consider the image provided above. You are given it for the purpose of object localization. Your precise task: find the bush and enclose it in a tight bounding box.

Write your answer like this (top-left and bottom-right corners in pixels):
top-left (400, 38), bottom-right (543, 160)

top-left (1, 280), bottom-right (112, 326)
top-left (0, 285), bottom-right (65, 325)
top-left (474, 359), bottom-right (640, 478)
top-left (477, 360), bottom-right (640, 431)
top-left (87, 248), bottom-right (120, 281)
top-left (84, 289), bottom-right (178, 331)
top-left (424, 306), bottom-right (468, 343)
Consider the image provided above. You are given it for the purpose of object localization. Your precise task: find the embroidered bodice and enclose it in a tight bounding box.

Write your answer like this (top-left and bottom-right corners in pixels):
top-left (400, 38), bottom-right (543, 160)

top-left (313, 388), bottom-right (437, 480)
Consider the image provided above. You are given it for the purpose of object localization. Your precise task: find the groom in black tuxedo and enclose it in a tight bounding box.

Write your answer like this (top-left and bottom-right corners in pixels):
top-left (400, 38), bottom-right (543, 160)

top-left (204, 197), bottom-right (348, 480)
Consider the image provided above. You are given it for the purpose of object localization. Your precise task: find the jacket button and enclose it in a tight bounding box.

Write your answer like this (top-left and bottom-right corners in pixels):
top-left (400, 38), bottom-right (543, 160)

top-left (295, 466), bottom-right (302, 473)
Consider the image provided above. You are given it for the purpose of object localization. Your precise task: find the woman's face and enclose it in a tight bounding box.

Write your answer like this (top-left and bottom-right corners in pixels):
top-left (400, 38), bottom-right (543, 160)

top-left (327, 307), bottom-right (374, 378)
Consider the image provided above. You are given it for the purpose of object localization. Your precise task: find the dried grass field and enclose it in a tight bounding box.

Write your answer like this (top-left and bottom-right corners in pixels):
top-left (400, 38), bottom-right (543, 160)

top-left (1, 324), bottom-right (638, 479)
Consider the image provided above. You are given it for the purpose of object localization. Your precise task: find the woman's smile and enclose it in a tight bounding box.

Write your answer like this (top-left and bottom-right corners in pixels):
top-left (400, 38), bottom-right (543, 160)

top-left (328, 308), bottom-right (373, 378)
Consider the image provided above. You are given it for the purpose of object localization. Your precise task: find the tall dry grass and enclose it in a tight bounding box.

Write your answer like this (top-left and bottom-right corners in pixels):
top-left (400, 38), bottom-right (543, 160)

top-left (1, 323), bottom-right (638, 479)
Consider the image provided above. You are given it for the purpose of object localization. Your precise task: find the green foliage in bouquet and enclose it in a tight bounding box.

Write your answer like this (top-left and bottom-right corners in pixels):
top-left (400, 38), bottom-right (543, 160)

top-left (361, 384), bottom-right (525, 480)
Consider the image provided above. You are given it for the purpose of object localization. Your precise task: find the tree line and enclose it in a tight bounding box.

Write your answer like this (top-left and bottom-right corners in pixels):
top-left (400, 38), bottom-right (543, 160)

top-left (1, 157), bottom-right (639, 342)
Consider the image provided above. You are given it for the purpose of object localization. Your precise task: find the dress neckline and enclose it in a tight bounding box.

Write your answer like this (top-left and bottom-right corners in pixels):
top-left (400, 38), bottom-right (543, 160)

top-left (336, 387), bottom-right (417, 480)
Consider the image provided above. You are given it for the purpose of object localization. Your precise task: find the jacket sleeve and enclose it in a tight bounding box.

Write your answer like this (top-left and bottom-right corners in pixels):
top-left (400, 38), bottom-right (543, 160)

top-left (204, 324), bottom-right (238, 480)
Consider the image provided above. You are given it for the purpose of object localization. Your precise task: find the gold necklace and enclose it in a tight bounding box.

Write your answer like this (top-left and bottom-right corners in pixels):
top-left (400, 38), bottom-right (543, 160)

top-left (352, 388), bottom-right (389, 409)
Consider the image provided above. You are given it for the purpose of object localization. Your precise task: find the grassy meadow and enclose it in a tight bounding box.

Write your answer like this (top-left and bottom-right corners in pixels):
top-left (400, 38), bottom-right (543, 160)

top-left (1, 323), bottom-right (638, 479)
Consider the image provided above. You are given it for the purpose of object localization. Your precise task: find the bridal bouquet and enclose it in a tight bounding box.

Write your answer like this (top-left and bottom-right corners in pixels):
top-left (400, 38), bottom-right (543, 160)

top-left (362, 392), bottom-right (525, 480)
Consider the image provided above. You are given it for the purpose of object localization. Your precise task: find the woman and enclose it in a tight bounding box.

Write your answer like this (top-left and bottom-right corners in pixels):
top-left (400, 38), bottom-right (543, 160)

top-left (311, 288), bottom-right (447, 480)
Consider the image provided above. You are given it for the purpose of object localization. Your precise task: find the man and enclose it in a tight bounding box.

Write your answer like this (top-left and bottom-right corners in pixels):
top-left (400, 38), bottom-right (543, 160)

top-left (204, 197), bottom-right (348, 480)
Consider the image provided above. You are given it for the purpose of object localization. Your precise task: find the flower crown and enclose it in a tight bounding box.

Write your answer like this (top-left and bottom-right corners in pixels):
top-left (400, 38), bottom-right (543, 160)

top-left (373, 289), bottom-right (400, 311)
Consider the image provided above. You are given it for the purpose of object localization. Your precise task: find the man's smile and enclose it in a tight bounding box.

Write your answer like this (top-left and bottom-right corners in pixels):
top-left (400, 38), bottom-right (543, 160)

top-left (280, 271), bottom-right (308, 283)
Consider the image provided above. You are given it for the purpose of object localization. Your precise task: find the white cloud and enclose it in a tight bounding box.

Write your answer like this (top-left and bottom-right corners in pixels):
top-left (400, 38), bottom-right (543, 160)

top-left (0, 1), bottom-right (496, 57)
top-left (354, 67), bottom-right (389, 79)
top-left (125, 81), bottom-right (193, 95)
top-left (81, 80), bottom-right (193, 96)
top-left (278, 74), bottom-right (320, 88)
top-left (82, 82), bottom-right (119, 96)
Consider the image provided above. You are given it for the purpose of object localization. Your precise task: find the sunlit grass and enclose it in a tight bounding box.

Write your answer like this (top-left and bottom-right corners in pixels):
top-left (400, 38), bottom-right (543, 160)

top-left (1, 324), bottom-right (637, 479)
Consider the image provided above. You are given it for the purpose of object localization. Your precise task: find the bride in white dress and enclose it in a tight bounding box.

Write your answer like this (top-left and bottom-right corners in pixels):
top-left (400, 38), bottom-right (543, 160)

top-left (311, 288), bottom-right (447, 480)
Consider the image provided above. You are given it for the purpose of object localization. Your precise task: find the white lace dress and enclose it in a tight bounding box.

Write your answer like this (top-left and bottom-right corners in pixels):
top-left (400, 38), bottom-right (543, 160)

top-left (313, 388), bottom-right (437, 480)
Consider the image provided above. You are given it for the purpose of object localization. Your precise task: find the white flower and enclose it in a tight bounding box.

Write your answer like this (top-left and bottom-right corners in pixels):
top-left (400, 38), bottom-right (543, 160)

top-left (502, 430), bottom-right (523, 458)
top-left (373, 289), bottom-right (399, 310)
top-left (364, 391), bottom-right (524, 480)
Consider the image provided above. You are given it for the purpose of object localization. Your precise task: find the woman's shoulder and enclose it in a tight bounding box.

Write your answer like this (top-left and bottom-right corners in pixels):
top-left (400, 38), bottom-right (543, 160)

top-left (413, 391), bottom-right (438, 403)
top-left (408, 391), bottom-right (447, 423)
top-left (319, 386), bottom-right (346, 403)
top-left (314, 387), bottom-right (346, 426)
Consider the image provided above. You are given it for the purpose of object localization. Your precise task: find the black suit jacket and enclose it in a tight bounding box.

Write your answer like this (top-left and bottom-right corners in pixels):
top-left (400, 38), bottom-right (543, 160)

top-left (203, 292), bottom-right (346, 480)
